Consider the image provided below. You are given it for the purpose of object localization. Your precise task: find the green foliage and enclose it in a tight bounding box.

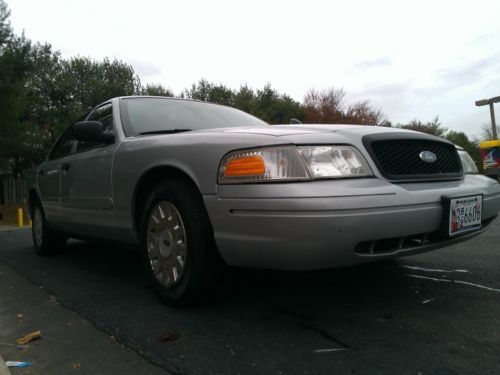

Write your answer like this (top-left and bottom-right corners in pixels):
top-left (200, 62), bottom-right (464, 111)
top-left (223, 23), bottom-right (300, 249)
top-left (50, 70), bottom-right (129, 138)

top-left (140, 83), bottom-right (174, 97)
top-left (0, 34), bottom-right (37, 174)
top-left (0, 3), bottom-right (141, 175)
top-left (254, 84), bottom-right (304, 124)
top-left (61, 56), bottom-right (140, 115)
top-left (184, 79), bottom-right (234, 106)
top-left (233, 85), bottom-right (256, 113)
top-left (445, 131), bottom-right (482, 172)
top-left (0, 0), bottom-right (12, 48)
top-left (184, 80), bottom-right (304, 124)
top-left (397, 117), bottom-right (447, 137)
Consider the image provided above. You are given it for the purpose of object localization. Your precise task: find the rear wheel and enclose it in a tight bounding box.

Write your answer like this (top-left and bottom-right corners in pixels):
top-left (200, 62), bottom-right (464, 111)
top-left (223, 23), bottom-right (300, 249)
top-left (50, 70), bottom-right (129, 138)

top-left (141, 178), bottom-right (223, 306)
top-left (31, 199), bottom-right (67, 256)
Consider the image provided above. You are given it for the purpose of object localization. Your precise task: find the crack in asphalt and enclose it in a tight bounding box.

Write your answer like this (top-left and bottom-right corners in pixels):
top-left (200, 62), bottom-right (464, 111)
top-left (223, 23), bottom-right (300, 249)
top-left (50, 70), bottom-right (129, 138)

top-left (297, 321), bottom-right (353, 349)
top-left (407, 273), bottom-right (500, 293)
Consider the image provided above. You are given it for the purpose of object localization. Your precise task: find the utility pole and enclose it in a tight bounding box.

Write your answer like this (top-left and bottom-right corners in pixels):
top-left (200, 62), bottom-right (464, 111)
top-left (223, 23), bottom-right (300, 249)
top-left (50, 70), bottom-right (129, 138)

top-left (475, 96), bottom-right (500, 140)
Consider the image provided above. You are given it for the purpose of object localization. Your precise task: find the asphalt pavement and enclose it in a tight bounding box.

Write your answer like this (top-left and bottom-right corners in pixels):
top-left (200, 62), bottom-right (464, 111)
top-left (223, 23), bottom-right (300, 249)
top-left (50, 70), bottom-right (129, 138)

top-left (0, 219), bottom-right (499, 375)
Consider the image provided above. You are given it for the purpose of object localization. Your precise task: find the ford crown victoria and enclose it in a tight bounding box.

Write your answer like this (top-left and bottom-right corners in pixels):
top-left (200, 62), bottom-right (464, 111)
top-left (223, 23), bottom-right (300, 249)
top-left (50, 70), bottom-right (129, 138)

top-left (29, 97), bottom-right (500, 305)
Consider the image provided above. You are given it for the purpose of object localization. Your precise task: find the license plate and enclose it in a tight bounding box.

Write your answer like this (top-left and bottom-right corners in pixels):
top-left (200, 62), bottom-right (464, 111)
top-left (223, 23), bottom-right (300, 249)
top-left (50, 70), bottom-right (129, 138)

top-left (449, 195), bottom-right (482, 236)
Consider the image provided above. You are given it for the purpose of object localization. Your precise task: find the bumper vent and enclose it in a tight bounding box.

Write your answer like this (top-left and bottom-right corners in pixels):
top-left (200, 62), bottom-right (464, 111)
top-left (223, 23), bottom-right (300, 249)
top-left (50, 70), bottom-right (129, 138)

top-left (355, 217), bottom-right (496, 256)
top-left (364, 136), bottom-right (462, 181)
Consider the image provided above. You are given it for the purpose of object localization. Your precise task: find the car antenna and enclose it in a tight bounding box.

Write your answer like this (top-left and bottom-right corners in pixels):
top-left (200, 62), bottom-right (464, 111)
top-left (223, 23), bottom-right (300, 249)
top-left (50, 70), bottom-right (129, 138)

top-left (290, 118), bottom-right (302, 124)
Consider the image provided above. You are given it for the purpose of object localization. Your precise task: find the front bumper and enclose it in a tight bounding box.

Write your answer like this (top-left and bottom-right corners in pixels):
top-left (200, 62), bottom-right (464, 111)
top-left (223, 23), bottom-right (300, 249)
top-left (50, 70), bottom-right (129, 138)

top-left (204, 175), bottom-right (500, 270)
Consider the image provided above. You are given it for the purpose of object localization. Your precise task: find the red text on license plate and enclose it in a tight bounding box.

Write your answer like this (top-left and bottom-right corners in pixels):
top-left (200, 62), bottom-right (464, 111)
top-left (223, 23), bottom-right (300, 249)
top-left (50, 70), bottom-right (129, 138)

top-left (449, 195), bottom-right (482, 236)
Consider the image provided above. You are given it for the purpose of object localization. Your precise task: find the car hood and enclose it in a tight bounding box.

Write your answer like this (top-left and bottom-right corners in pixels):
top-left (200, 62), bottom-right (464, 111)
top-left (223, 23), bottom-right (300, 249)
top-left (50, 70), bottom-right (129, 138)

top-left (133, 124), bottom-right (439, 148)
top-left (132, 124), bottom-right (439, 150)
top-left (208, 125), bottom-right (348, 137)
top-left (197, 124), bottom-right (421, 140)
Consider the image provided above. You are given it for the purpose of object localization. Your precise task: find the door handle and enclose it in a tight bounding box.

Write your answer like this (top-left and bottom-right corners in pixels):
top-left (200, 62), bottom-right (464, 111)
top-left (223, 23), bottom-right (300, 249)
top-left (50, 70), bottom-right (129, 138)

top-left (62, 163), bottom-right (71, 171)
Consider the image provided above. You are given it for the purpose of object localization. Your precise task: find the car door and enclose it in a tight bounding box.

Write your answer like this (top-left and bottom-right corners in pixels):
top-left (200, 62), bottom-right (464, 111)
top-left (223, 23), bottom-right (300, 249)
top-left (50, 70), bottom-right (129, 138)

top-left (59, 102), bottom-right (118, 236)
top-left (37, 127), bottom-right (77, 221)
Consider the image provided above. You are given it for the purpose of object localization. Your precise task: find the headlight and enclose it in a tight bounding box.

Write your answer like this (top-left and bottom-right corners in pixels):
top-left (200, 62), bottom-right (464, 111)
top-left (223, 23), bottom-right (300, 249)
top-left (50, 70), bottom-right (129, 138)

top-left (218, 145), bottom-right (372, 184)
top-left (458, 150), bottom-right (479, 174)
top-left (297, 146), bottom-right (372, 178)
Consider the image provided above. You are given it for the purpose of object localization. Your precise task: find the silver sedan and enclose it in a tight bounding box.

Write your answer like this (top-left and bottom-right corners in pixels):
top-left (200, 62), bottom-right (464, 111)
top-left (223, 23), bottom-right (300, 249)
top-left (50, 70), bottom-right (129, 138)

top-left (29, 97), bottom-right (500, 305)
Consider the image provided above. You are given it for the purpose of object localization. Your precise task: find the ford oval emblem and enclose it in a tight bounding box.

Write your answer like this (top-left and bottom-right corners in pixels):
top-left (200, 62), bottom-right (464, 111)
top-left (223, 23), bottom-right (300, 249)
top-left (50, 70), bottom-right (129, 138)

top-left (419, 151), bottom-right (437, 163)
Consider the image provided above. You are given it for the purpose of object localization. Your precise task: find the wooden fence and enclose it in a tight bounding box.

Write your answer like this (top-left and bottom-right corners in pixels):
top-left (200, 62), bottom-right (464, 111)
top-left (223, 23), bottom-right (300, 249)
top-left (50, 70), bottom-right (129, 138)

top-left (0, 177), bottom-right (28, 205)
top-left (0, 177), bottom-right (30, 225)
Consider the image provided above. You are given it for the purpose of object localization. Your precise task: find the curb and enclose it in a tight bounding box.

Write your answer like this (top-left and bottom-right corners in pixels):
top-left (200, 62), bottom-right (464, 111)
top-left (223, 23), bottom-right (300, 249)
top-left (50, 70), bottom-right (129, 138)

top-left (0, 226), bottom-right (29, 232)
top-left (0, 355), bottom-right (12, 375)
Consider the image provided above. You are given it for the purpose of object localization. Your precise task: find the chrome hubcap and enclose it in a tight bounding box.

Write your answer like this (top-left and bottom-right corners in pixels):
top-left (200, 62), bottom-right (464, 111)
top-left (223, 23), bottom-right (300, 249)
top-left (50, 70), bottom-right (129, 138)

top-left (146, 201), bottom-right (187, 288)
top-left (33, 208), bottom-right (43, 246)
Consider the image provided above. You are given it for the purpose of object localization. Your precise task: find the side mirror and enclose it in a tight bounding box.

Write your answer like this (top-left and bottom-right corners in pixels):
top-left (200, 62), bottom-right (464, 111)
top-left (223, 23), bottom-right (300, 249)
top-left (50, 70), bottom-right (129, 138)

top-left (72, 121), bottom-right (114, 144)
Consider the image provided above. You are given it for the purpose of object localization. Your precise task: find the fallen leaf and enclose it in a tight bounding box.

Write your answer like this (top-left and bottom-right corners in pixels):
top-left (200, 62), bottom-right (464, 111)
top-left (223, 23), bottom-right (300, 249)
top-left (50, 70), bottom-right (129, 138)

top-left (159, 332), bottom-right (180, 342)
top-left (16, 330), bottom-right (42, 345)
top-left (72, 363), bottom-right (81, 369)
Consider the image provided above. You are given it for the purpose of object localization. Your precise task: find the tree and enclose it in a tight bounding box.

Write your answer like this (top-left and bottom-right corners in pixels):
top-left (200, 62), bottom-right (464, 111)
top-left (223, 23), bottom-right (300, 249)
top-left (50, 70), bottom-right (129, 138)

top-left (183, 80), bottom-right (304, 124)
top-left (184, 79), bottom-right (212, 101)
top-left (379, 119), bottom-right (393, 127)
top-left (254, 84), bottom-right (304, 124)
top-left (140, 83), bottom-right (174, 97)
top-left (480, 123), bottom-right (499, 141)
top-left (344, 100), bottom-right (385, 125)
top-left (398, 117), bottom-right (447, 137)
top-left (22, 43), bottom-right (67, 138)
top-left (0, 28), bottom-right (38, 174)
top-left (303, 87), bottom-right (385, 125)
top-left (61, 57), bottom-right (139, 115)
top-left (233, 85), bottom-right (256, 114)
top-left (184, 79), bottom-right (234, 106)
top-left (445, 131), bottom-right (482, 172)
top-left (0, 23), bottom-right (141, 175)
top-left (303, 88), bottom-right (345, 123)
top-left (0, 0), bottom-right (11, 48)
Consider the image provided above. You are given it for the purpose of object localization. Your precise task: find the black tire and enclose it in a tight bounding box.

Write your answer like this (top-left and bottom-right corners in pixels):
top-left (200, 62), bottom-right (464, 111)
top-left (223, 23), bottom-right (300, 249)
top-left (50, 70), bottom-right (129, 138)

top-left (31, 199), bottom-right (67, 256)
top-left (140, 178), bottom-right (223, 306)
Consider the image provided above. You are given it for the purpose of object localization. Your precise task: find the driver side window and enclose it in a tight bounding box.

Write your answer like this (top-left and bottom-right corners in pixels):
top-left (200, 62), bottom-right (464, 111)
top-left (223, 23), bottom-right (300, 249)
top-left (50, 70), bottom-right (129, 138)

top-left (49, 128), bottom-right (77, 160)
top-left (76, 103), bottom-right (114, 152)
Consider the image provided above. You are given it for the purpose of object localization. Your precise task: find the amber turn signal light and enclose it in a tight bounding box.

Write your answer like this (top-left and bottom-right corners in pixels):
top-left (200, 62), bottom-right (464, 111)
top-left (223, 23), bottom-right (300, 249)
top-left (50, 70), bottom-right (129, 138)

top-left (223, 156), bottom-right (265, 177)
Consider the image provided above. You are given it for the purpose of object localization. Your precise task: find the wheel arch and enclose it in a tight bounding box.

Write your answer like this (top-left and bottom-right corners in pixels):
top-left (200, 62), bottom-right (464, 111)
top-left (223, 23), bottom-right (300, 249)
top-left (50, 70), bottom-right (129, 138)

top-left (132, 166), bottom-right (208, 238)
top-left (28, 188), bottom-right (41, 216)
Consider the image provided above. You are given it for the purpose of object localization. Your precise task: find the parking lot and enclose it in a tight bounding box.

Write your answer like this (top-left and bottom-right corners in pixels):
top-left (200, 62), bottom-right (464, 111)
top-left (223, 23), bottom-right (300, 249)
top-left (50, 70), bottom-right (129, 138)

top-left (1, 218), bottom-right (499, 374)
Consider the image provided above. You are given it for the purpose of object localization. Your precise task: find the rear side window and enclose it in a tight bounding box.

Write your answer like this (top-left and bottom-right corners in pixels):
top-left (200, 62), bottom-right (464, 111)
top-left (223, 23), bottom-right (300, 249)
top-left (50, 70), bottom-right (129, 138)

top-left (76, 103), bottom-right (114, 152)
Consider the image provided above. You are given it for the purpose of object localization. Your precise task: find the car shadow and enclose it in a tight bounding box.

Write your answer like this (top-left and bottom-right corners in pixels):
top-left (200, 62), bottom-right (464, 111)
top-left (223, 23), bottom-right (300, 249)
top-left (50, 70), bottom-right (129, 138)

top-left (59, 239), bottom-right (416, 316)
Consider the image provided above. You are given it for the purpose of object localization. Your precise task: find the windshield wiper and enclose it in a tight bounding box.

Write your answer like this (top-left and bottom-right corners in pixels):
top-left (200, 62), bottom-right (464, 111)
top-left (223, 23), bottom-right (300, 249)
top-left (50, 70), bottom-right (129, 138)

top-left (139, 129), bottom-right (192, 135)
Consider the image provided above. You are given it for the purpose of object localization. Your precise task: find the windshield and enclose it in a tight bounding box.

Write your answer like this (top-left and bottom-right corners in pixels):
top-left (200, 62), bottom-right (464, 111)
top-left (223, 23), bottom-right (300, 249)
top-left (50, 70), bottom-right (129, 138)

top-left (120, 97), bottom-right (268, 136)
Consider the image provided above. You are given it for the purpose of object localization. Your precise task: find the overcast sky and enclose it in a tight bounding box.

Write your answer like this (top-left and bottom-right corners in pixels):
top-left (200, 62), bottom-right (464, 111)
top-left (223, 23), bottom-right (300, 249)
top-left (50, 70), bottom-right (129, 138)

top-left (8, 0), bottom-right (500, 137)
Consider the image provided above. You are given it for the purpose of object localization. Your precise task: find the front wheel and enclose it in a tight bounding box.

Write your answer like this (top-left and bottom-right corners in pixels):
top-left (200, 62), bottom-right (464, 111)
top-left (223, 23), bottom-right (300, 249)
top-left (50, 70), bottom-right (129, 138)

top-left (141, 178), bottom-right (223, 306)
top-left (31, 199), bottom-right (67, 256)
